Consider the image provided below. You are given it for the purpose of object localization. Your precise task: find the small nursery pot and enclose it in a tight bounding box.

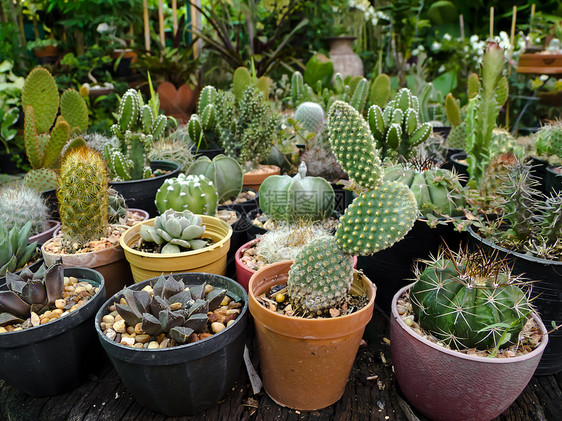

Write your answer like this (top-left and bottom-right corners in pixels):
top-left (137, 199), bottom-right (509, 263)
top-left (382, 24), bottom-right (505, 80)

top-left (95, 272), bottom-right (248, 416)
top-left (546, 165), bottom-right (562, 194)
top-left (0, 267), bottom-right (106, 397)
top-left (120, 215), bottom-right (232, 283)
top-left (248, 260), bottom-right (375, 410)
top-left (391, 283), bottom-right (548, 421)
top-left (29, 220), bottom-right (60, 245)
top-left (242, 164), bottom-right (281, 191)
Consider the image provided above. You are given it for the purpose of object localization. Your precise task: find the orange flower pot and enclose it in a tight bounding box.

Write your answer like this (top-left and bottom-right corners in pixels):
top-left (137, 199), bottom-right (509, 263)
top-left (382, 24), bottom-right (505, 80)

top-left (248, 260), bottom-right (376, 410)
top-left (242, 164), bottom-right (280, 191)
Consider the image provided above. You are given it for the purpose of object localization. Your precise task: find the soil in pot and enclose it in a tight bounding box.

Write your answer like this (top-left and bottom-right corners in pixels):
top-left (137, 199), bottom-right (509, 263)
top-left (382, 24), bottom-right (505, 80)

top-left (218, 188), bottom-right (258, 216)
top-left (242, 164), bottom-right (281, 191)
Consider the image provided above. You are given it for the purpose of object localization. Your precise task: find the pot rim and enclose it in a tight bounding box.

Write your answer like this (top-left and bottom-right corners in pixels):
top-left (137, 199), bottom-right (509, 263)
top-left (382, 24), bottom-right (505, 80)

top-left (120, 215), bottom-right (232, 259)
top-left (391, 283), bottom-right (549, 364)
top-left (108, 160), bottom-right (180, 186)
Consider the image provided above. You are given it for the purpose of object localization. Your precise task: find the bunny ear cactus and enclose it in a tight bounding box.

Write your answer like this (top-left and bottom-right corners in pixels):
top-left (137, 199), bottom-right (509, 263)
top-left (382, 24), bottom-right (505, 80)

top-left (368, 88), bottom-right (432, 160)
top-left (155, 174), bottom-right (218, 215)
top-left (258, 162), bottom-right (335, 222)
top-left (410, 247), bottom-right (532, 351)
top-left (21, 67), bottom-right (89, 191)
top-left (186, 154), bottom-right (242, 203)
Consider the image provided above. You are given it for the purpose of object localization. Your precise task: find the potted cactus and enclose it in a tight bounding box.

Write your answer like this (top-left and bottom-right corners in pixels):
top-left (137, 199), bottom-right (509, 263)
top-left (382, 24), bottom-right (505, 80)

top-left (532, 121), bottom-right (562, 193)
top-left (0, 259), bottom-right (106, 396)
top-left (120, 209), bottom-right (232, 283)
top-left (391, 247), bottom-right (548, 421)
top-left (104, 88), bottom-right (180, 216)
top-left (248, 100), bottom-right (418, 410)
top-left (41, 147), bottom-right (133, 298)
top-left (95, 272), bottom-right (247, 416)
top-left (155, 173), bottom-right (219, 216)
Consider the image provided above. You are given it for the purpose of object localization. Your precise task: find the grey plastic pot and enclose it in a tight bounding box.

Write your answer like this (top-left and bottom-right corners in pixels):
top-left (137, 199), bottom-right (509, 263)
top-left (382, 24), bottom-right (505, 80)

top-left (0, 267), bottom-right (106, 397)
top-left (95, 272), bottom-right (248, 416)
top-left (391, 283), bottom-right (548, 421)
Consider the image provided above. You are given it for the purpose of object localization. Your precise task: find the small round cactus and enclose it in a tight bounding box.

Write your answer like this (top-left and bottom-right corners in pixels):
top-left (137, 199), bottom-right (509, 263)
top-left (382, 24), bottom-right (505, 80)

top-left (295, 102), bottom-right (324, 134)
top-left (155, 174), bottom-right (218, 215)
top-left (410, 248), bottom-right (532, 350)
top-left (0, 183), bottom-right (50, 236)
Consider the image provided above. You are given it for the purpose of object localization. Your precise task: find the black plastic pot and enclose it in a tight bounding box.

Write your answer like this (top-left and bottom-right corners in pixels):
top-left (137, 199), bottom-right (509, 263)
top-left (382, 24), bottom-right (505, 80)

top-left (441, 147), bottom-right (464, 172)
top-left (433, 126), bottom-right (451, 140)
top-left (220, 208), bottom-right (248, 275)
top-left (218, 188), bottom-right (259, 217)
top-left (530, 156), bottom-right (549, 194)
top-left (0, 267), bottom-right (106, 396)
top-left (449, 152), bottom-right (469, 185)
top-left (95, 272), bottom-right (248, 416)
top-left (191, 146), bottom-right (225, 160)
top-left (468, 227), bottom-right (562, 375)
top-left (546, 166), bottom-right (562, 194)
top-left (109, 160), bottom-right (180, 217)
top-left (330, 182), bottom-right (354, 214)
top-left (358, 219), bottom-right (468, 314)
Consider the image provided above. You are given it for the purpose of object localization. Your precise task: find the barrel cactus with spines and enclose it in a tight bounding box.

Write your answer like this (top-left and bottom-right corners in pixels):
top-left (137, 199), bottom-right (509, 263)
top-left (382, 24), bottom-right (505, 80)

top-left (368, 88), bottom-right (432, 160)
top-left (259, 162), bottom-right (335, 222)
top-left (186, 154), bottom-right (242, 203)
top-left (140, 209), bottom-right (207, 254)
top-left (57, 147), bottom-right (109, 249)
top-left (155, 173), bottom-right (218, 215)
top-left (295, 102), bottom-right (324, 134)
top-left (410, 248), bottom-right (532, 351)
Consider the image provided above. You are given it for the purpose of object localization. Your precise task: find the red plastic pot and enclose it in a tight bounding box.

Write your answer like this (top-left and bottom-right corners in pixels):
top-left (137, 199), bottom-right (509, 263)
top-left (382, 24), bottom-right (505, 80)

top-left (390, 283), bottom-right (548, 421)
top-left (235, 238), bottom-right (357, 291)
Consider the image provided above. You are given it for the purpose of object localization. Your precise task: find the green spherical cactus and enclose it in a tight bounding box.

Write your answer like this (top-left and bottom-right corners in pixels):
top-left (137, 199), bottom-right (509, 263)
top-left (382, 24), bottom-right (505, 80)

top-left (328, 100), bottom-right (382, 190)
top-left (186, 154), bottom-right (242, 202)
top-left (259, 162), bottom-right (335, 222)
top-left (295, 102), bottom-right (324, 134)
top-left (287, 236), bottom-right (354, 316)
top-left (384, 160), bottom-right (465, 217)
top-left (0, 183), bottom-right (50, 236)
top-left (57, 147), bottom-right (109, 247)
top-left (335, 180), bottom-right (418, 255)
top-left (140, 209), bottom-right (207, 253)
top-left (410, 248), bottom-right (532, 350)
top-left (155, 173), bottom-right (218, 215)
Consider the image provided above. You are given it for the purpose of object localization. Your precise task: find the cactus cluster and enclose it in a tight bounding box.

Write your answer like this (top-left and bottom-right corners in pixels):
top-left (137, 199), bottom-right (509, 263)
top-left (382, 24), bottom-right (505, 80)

top-left (259, 162), bottom-right (335, 222)
top-left (535, 121), bottom-right (562, 165)
top-left (0, 183), bottom-right (50, 236)
top-left (286, 100), bottom-right (418, 317)
top-left (155, 174), bottom-right (218, 215)
top-left (114, 273), bottom-right (227, 344)
top-left (57, 147), bottom-right (109, 249)
top-left (22, 67), bottom-right (89, 191)
top-left (104, 89), bottom-right (167, 181)
top-left (187, 86), bottom-right (221, 150)
top-left (384, 159), bottom-right (465, 218)
top-left (140, 209), bottom-right (208, 254)
top-left (367, 88), bottom-right (433, 160)
top-left (186, 154), bottom-right (242, 203)
top-left (410, 248), bottom-right (532, 351)
top-left (0, 259), bottom-right (63, 326)
top-left (0, 221), bottom-right (37, 277)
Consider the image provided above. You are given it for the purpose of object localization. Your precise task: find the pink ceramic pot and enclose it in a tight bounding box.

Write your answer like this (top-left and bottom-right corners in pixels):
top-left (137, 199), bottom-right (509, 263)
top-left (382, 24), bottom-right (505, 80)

top-left (235, 238), bottom-right (358, 292)
top-left (390, 283), bottom-right (548, 421)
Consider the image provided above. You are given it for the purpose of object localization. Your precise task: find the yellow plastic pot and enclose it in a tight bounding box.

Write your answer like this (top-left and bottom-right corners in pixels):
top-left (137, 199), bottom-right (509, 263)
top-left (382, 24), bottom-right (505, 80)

top-left (120, 215), bottom-right (232, 283)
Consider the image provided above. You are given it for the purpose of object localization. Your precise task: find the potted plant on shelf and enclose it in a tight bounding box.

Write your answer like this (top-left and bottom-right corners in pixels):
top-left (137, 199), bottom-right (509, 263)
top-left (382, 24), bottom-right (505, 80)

top-left (95, 272), bottom-right (248, 416)
top-left (248, 100), bottom-right (419, 410)
top-left (0, 259), bottom-right (106, 396)
top-left (103, 88), bottom-right (180, 216)
top-left (391, 247), bottom-right (548, 421)
top-left (532, 121), bottom-right (562, 193)
top-left (120, 209), bottom-right (232, 283)
top-left (41, 147), bottom-right (133, 298)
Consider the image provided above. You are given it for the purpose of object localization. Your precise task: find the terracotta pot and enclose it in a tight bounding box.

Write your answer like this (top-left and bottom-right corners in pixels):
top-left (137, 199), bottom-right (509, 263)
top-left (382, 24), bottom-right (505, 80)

top-left (29, 220), bottom-right (61, 245)
top-left (120, 215), bottom-right (232, 283)
top-left (236, 238), bottom-right (357, 292)
top-left (242, 165), bottom-right (280, 191)
top-left (248, 260), bottom-right (375, 410)
top-left (327, 36), bottom-right (364, 80)
top-left (517, 53), bottom-right (562, 74)
top-left (33, 45), bottom-right (59, 58)
top-left (157, 81), bottom-right (198, 123)
top-left (41, 235), bottom-right (132, 299)
top-left (391, 283), bottom-right (548, 421)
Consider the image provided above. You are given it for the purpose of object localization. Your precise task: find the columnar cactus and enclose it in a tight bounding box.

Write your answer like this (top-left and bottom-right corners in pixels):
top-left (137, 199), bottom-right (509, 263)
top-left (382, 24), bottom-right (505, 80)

top-left (259, 162), bottom-right (335, 222)
top-left (0, 221), bottom-right (37, 277)
top-left (105, 89), bottom-right (167, 181)
top-left (57, 147), bottom-right (109, 248)
top-left (186, 154), bottom-right (243, 203)
top-left (0, 183), bottom-right (50, 236)
top-left (139, 209), bottom-right (207, 253)
top-left (368, 88), bottom-right (433, 160)
top-left (155, 174), bottom-right (218, 215)
top-left (22, 67), bottom-right (89, 191)
top-left (410, 248), bottom-right (532, 350)
top-left (295, 102), bottom-right (324, 134)
top-left (287, 100), bottom-right (419, 316)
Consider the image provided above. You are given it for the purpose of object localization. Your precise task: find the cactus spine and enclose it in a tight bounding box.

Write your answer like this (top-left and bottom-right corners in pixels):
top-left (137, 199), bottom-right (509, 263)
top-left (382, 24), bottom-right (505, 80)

top-left (0, 183), bottom-right (50, 236)
top-left (57, 147), bottom-right (109, 248)
top-left (155, 174), bottom-right (218, 215)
